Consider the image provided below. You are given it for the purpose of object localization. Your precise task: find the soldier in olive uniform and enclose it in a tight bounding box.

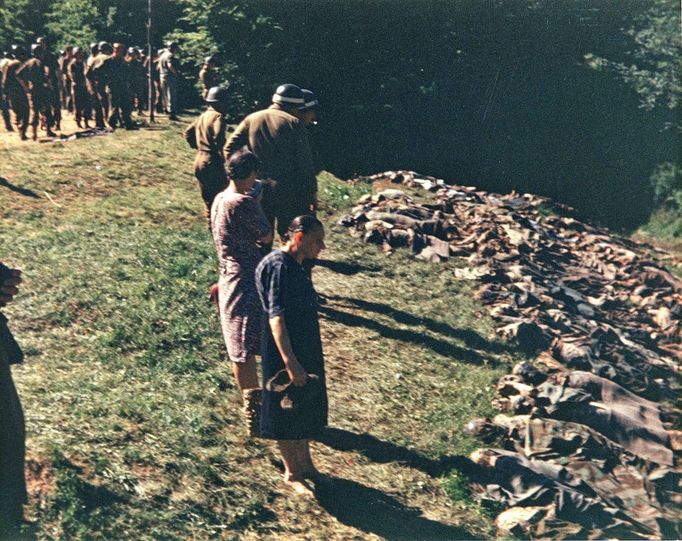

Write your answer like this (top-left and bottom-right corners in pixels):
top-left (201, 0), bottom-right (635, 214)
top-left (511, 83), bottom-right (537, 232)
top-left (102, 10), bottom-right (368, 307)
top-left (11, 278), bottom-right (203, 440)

top-left (35, 37), bottom-right (61, 131)
top-left (199, 55), bottom-right (221, 100)
top-left (224, 83), bottom-right (318, 240)
top-left (86, 41), bottom-right (113, 129)
top-left (91, 43), bottom-right (133, 129)
top-left (85, 42), bottom-right (104, 128)
top-left (183, 85), bottom-right (231, 220)
top-left (68, 47), bottom-right (90, 128)
top-left (1, 46), bottom-right (30, 140)
top-left (0, 51), bottom-right (14, 132)
top-left (58, 46), bottom-right (74, 112)
top-left (16, 44), bottom-right (55, 140)
top-left (126, 47), bottom-right (146, 115)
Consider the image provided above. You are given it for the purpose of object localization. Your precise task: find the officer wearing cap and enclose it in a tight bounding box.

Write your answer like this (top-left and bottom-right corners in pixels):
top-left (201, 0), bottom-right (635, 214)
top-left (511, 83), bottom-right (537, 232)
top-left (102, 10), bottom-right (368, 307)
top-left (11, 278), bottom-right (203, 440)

top-left (183, 85), bottom-right (231, 219)
top-left (199, 55), bottom-right (221, 100)
top-left (159, 41), bottom-right (180, 120)
top-left (224, 83), bottom-right (318, 243)
top-left (1, 46), bottom-right (30, 140)
top-left (16, 44), bottom-right (55, 140)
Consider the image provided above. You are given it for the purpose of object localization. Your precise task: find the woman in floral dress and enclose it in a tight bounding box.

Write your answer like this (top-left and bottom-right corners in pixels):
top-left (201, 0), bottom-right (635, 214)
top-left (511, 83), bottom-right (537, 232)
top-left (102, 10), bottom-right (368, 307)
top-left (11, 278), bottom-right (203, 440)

top-left (211, 149), bottom-right (272, 432)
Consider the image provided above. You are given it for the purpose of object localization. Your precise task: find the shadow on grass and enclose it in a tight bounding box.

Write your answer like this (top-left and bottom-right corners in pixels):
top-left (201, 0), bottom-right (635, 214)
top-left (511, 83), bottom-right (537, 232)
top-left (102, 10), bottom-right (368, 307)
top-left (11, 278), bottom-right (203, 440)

top-left (329, 294), bottom-right (514, 354)
top-left (314, 475), bottom-right (479, 540)
top-left (319, 304), bottom-right (500, 366)
top-left (0, 177), bottom-right (39, 198)
top-left (314, 259), bottom-right (380, 275)
top-left (318, 427), bottom-right (476, 478)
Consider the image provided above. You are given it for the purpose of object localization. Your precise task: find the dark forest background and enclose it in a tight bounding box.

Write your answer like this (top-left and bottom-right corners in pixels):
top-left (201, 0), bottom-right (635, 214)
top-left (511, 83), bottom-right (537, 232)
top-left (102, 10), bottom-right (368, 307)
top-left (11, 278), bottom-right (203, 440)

top-left (1, 0), bottom-right (679, 230)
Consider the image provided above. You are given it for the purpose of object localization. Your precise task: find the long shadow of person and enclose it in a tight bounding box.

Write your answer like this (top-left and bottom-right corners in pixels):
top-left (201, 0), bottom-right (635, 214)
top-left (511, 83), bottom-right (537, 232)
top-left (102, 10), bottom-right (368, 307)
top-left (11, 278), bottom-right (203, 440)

top-left (318, 427), bottom-right (476, 478)
top-left (327, 294), bottom-right (514, 355)
top-left (314, 476), bottom-right (480, 540)
top-left (319, 304), bottom-right (498, 366)
top-left (0, 177), bottom-right (40, 198)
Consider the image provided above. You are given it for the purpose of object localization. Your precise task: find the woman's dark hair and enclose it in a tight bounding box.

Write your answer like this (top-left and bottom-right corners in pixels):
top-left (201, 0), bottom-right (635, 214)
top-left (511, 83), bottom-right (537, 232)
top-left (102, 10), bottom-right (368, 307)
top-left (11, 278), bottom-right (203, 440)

top-left (282, 215), bottom-right (323, 241)
top-left (227, 147), bottom-right (260, 180)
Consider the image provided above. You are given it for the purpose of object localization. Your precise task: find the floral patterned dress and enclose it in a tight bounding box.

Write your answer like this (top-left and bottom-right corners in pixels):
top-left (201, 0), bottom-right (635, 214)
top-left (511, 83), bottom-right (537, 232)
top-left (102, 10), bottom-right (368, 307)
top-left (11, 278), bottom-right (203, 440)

top-left (210, 189), bottom-right (271, 362)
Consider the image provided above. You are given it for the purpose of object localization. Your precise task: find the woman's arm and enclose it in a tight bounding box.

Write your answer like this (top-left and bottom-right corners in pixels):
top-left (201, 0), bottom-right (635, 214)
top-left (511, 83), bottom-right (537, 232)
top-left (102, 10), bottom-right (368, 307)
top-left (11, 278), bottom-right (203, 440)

top-left (269, 315), bottom-right (307, 386)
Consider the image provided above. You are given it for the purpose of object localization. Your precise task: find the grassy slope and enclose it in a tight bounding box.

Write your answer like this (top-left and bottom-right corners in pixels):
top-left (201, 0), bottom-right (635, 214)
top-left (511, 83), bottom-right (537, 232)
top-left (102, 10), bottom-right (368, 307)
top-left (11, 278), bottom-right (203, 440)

top-left (1, 120), bottom-right (524, 540)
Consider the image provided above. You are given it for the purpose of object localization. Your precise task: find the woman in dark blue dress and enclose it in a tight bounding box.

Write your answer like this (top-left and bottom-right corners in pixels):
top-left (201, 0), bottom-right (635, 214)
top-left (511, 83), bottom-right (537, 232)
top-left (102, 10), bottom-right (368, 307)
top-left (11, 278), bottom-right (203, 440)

top-left (255, 215), bottom-right (327, 495)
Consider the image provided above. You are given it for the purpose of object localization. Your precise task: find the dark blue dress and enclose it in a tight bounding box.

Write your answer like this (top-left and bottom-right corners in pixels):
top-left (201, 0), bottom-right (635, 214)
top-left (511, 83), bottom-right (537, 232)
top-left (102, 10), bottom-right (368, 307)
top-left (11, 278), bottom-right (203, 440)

top-left (255, 250), bottom-right (328, 440)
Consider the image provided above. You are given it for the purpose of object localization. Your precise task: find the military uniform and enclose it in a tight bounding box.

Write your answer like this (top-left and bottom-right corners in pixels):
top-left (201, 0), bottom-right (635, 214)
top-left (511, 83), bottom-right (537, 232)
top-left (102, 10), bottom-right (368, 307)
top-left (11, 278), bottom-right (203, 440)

top-left (91, 55), bottom-right (132, 128)
top-left (42, 51), bottom-right (61, 130)
top-left (1, 59), bottom-right (29, 139)
top-left (68, 58), bottom-right (89, 127)
top-left (184, 108), bottom-right (228, 217)
top-left (85, 53), bottom-right (110, 128)
top-left (225, 104), bottom-right (317, 237)
top-left (199, 65), bottom-right (219, 99)
top-left (0, 58), bottom-right (13, 132)
top-left (15, 57), bottom-right (53, 138)
top-left (127, 57), bottom-right (146, 114)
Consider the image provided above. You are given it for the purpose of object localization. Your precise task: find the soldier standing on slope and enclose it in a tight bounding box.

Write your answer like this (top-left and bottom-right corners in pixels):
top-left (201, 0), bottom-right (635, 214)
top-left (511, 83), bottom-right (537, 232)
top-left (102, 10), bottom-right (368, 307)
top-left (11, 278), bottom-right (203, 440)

top-left (1, 46), bottom-right (30, 140)
top-left (0, 50), bottom-right (14, 132)
top-left (35, 37), bottom-right (61, 132)
top-left (86, 41), bottom-right (113, 129)
top-left (224, 83), bottom-right (318, 247)
top-left (183, 85), bottom-right (231, 221)
top-left (199, 55), bottom-right (221, 100)
top-left (126, 47), bottom-right (146, 116)
top-left (68, 47), bottom-right (90, 128)
top-left (90, 43), bottom-right (134, 129)
top-left (16, 44), bottom-right (55, 141)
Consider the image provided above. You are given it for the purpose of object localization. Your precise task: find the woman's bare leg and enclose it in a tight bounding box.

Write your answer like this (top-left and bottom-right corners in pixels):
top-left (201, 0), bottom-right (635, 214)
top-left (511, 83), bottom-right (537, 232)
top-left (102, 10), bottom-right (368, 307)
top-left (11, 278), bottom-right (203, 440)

top-left (278, 440), bottom-right (314, 496)
top-left (232, 354), bottom-right (259, 391)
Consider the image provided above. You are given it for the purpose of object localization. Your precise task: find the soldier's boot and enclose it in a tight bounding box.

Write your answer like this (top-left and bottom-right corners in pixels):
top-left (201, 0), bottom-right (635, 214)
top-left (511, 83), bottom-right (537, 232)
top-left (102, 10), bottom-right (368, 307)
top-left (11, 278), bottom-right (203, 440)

top-left (31, 125), bottom-right (37, 141)
top-left (242, 388), bottom-right (262, 438)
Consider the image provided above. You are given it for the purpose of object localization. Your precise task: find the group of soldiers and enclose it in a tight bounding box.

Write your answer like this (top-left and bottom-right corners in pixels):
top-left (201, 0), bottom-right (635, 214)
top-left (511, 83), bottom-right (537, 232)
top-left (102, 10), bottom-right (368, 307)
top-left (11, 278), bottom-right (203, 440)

top-left (185, 82), bottom-right (320, 239)
top-left (0, 37), bottom-right (189, 140)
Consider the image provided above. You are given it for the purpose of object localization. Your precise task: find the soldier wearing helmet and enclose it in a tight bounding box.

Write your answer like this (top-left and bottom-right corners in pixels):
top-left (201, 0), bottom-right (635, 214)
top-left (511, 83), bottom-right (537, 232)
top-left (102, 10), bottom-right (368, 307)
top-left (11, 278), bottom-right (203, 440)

top-left (0, 50), bottom-right (14, 132)
top-left (58, 45), bottom-right (74, 112)
top-left (85, 41), bottom-right (113, 128)
top-left (183, 85), bottom-right (231, 219)
top-left (1, 45), bottom-right (30, 140)
top-left (15, 43), bottom-right (55, 140)
top-left (199, 55), bottom-right (221, 100)
top-left (67, 47), bottom-right (90, 128)
top-left (36, 37), bottom-right (61, 131)
top-left (224, 83), bottom-right (318, 244)
top-left (126, 47), bottom-right (146, 115)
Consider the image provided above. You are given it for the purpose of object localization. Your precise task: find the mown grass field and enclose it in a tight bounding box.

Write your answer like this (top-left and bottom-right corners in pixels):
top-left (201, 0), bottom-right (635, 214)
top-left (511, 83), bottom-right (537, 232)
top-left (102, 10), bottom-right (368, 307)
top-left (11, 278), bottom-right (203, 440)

top-left (1, 118), bottom-right (530, 540)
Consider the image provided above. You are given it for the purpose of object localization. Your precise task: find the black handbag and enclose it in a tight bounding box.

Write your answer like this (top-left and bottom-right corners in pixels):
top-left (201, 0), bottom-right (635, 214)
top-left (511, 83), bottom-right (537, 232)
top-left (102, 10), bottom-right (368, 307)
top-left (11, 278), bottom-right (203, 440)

top-left (265, 369), bottom-right (322, 410)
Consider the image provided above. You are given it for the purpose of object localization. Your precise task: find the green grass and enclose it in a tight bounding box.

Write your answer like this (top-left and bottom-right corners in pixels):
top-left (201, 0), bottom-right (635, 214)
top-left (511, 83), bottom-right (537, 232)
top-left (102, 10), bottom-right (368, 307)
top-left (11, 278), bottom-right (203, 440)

top-left (1, 120), bottom-right (524, 539)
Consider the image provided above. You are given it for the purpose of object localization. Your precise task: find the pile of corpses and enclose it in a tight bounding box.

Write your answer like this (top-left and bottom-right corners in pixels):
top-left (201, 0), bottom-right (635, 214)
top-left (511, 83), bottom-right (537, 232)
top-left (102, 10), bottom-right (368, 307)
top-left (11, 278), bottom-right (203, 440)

top-left (339, 171), bottom-right (681, 539)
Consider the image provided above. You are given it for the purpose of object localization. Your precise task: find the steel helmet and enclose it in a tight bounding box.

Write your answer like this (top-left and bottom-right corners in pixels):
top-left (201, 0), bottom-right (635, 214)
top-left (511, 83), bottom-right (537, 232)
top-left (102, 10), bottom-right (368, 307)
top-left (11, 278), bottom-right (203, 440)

top-left (272, 83), bottom-right (304, 106)
top-left (205, 85), bottom-right (230, 104)
top-left (300, 89), bottom-right (319, 111)
top-left (98, 41), bottom-right (113, 54)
